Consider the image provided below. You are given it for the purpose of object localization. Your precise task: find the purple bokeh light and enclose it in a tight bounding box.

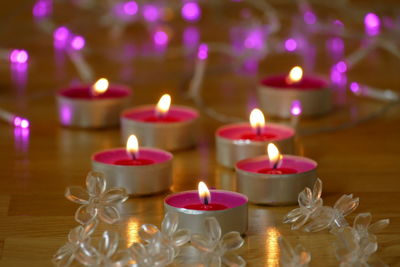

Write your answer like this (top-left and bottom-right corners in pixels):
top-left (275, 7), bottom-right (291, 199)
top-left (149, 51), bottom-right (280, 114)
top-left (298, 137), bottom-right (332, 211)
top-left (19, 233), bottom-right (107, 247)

top-left (33, 0), bottom-right (52, 18)
top-left (364, 13), bottom-right (380, 36)
top-left (153, 30), bottom-right (169, 46)
top-left (54, 26), bottom-right (70, 41)
top-left (327, 37), bottom-right (344, 55)
top-left (70, 35), bottom-right (85, 50)
top-left (183, 26), bottom-right (200, 49)
top-left (197, 43), bottom-right (208, 60)
top-left (181, 2), bottom-right (201, 22)
top-left (290, 100), bottom-right (302, 116)
top-left (9, 50), bottom-right (29, 64)
top-left (143, 4), bottom-right (160, 22)
top-left (284, 38), bottom-right (297, 52)
top-left (123, 1), bottom-right (138, 15)
top-left (244, 29), bottom-right (265, 50)
top-left (335, 61), bottom-right (347, 73)
top-left (304, 11), bottom-right (317, 25)
top-left (330, 67), bottom-right (347, 86)
top-left (13, 117), bottom-right (30, 128)
top-left (350, 82), bottom-right (361, 94)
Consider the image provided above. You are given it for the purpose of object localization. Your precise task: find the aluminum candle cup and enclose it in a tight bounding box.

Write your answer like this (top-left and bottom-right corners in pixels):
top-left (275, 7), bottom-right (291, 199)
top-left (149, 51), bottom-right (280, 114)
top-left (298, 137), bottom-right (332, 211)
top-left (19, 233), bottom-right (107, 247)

top-left (57, 84), bottom-right (132, 128)
top-left (164, 190), bottom-right (248, 235)
top-left (257, 74), bottom-right (332, 118)
top-left (121, 105), bottom-right (199, 151)
top-left (216, 123), bottom-right (295, 169)
top-left (236, 155), bottom-right (317, 205)
top-left (92, 147), bottom-right (173, 196)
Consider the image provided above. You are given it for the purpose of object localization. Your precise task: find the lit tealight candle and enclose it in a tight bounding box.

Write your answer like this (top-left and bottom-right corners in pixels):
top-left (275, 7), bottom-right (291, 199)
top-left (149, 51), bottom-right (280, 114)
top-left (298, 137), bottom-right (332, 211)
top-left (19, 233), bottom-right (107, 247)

top-left (92, 134), bottom-right (173, 195)
top-left (235, 143), bottom-right (317, 205)
top-left (121, 93), bottom-right (199, 151)
top-left (164, 181), bottom-right (248, 235)
top-left (258, 66), bottom-right (332, 118)
top-left (57, 78), bottom-right (132, 128)
top-left (216, 108), bottom-right (295, 168)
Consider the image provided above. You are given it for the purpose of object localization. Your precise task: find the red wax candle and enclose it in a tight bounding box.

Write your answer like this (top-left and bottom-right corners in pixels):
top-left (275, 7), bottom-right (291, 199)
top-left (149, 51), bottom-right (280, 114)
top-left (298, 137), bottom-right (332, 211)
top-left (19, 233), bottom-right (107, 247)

top-left (217, 123), bottom-right (294, 142)
top-left (57, 81), bottom-right (132, 128)
top-left (122, 106), bottom-right (197, 123)
top-left (260, 74), bottom-right (328, 90)
top-left (257, 167), bottom-right (297, 174)
top-left (183, 203), bottom-right (228, 211)
top-left (113, 158), bottom-right (154, 166)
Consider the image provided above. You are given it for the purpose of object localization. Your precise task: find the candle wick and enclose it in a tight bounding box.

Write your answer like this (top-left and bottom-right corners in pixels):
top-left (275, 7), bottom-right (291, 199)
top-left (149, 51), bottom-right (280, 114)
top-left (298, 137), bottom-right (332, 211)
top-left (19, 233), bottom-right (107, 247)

top-left (204, 197), bottom-right (209, 206)
top-left (256, 126), bottom-right (262, 136)
top-left (273, 161), bottom-right (278, 169)
top-left (130, 152), bottom-right (137, 160)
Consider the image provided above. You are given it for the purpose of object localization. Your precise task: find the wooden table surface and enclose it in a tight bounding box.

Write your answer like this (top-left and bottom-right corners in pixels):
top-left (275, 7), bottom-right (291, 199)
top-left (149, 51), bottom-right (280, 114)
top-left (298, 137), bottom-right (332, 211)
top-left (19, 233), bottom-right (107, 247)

top-left (1, 1), bottom-right (400, 266)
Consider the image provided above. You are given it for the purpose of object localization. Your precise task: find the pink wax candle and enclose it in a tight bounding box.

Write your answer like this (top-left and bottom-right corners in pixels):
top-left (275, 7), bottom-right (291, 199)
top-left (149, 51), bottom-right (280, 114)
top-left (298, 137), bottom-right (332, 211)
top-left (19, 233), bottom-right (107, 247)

top-left (57, 78), bottom-right (132, 128)
top-left (92, 135), bottom-right (173, 195)
top-left (257, 66), bottom-right (332, 118)
top-left (216, 108), bottom-right (295, 168)
top-left (164, 182), bottom-right (248, 235)
top-left (235, 143), bottom-right (317, 205)
top-left (121, 94), bottom-right (199, 151)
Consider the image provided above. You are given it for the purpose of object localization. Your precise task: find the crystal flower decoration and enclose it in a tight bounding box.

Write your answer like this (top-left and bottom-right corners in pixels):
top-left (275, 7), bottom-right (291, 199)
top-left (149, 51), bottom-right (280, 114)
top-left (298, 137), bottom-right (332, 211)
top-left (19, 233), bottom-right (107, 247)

top-left (279, 237), bottom-right (311, 267)
top-left (191, 217), bottom-right (245, 267)
top-left (138, 212), bottom-right (191, 257)
top-left (53, 220), bottom-right (98, 267)
top-left (303, 194), bottom-right (359, 233)
top-left (129, 237), bottom-right (175, 267)
top-left (283, 178), bottom-right (323, 230)
top-left (334, 212), bottom-right (389, 267)
top-left (65, 171), bottom-right (129, 225)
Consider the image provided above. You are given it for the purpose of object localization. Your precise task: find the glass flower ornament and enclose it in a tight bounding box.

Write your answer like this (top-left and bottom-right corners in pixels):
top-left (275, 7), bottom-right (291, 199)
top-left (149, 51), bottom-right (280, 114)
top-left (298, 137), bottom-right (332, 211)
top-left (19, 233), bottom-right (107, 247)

top-left (138, 212), bottom-right (191, 257)
top-left (279, 237), bottom-right (311, 267)
top-left (191, 217), bottom-right (245, 267)
top-left (303, 194), bottom-right (359, 233)
top-left (65, 171), bottom-right (129, 225)
top-left (334, 213), bottom-right (389, 267)
top-left (128, 237), bottom-right (175, 267)
top-left (283, 178), bottom-right (323, 230)
top-left (52, 220), bottom-right (98, 267)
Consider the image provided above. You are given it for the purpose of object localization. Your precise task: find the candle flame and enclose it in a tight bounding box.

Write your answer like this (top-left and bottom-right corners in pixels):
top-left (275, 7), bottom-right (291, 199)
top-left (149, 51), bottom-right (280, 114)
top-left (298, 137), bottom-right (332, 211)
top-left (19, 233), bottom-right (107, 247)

top-left (287, 66), bottom-right (303, 84)
top-left (156, 94), bottom-right (171, 117)
top-left (126, 134), bottom-right (139, 159)
top-left (250, 108), bottom-right (265, 134)
top-left (92, 78), bottom-right (109, 96)
top-left (198, 181), bottom-right (210, 205)
top-left (267, 143), bottom-right (282, 168)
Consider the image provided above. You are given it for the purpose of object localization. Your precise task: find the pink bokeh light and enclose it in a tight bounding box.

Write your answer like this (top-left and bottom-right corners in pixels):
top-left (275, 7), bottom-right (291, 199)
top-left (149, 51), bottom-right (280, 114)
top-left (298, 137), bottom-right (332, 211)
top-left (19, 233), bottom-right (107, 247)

top-left (181, 2), bottom-right (201, 22)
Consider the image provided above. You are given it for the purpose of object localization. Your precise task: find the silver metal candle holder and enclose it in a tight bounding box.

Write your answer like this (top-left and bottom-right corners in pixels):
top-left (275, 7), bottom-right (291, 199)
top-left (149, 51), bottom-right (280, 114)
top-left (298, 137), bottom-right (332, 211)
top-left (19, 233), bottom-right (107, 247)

top-left (257, 83), bottom-right (332, 118)
top-left (235, 155), bottom-right (317, 205)
top-left (121, 105), bottom-right (199, 151)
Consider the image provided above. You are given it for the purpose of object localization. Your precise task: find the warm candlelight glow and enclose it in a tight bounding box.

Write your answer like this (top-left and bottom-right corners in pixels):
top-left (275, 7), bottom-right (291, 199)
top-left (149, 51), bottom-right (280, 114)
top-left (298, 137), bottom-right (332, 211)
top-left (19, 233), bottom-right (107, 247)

top-left (126, 134), bottom-right (139, 159)
top-left (198, 181), bottom-right (210, 205)
top-left (267, 143), bottom-right (282, 169)
top-left (287, 66), bottom-right (303, 84)
top-left (91, 78), bottom-right (109, 96)
top-left (156, 94), bottom-right (171, 117)
top-left (250, 108), bottom-right (265, 135)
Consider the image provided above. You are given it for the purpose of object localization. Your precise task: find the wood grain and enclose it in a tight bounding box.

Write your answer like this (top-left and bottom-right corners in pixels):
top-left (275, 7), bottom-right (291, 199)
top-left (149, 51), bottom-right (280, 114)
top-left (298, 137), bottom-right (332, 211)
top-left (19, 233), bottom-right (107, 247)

top-left (1, 1), bottom-right (400, 266)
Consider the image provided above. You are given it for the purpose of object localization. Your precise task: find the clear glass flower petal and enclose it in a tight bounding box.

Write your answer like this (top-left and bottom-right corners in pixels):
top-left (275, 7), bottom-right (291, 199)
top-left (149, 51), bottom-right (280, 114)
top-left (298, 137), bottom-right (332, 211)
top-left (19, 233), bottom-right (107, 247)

top-left (312, 178), bottom-right (322, 201)
top-left (99, 205), bottom-right (120, 224)
top-left (304, 207), bottom-right (334, 232)
top-left (354, 213), bottom-right (372, 232)
top-left (368, 219), bottom-right (390, 234)
top-left (191, 234), bottom-right (214, 253)
top-left (283, 208), bottom-right (303, 224)
top-left (52, 243), bottom-right (75, 267)
top-left (294, 244), bottom-right (311, 265)
top-left (65, 186), bottom-right (89, 204)
top-left (290, 214), bottom-right (309, 230)
top-left (75, 204), bottom-right (97, 225)
top-left (334, 194), bottom-right (359, 216)
top-left (298, 188), bottom-right (312, 208)
top-left (99, 230), bottom-right (119, 257)
top-left (86, 171), bottom-right (106, 197)
top-left (76, 242), bottom-right (100, 266)
top-left (139, 224), bottom-right (160, 242)
top-left (220, 232), bottom-right (244, 251)
top-left (161, 212), bottom-right (179, 237)
top-left (204, 217), bottom-right (222, 242)
top-left (222, 253), bottom-right (246, 267)
top-left (101, 188), bottom-right (128, 205)
top-left (171, 229), bottom-right (191, 247)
